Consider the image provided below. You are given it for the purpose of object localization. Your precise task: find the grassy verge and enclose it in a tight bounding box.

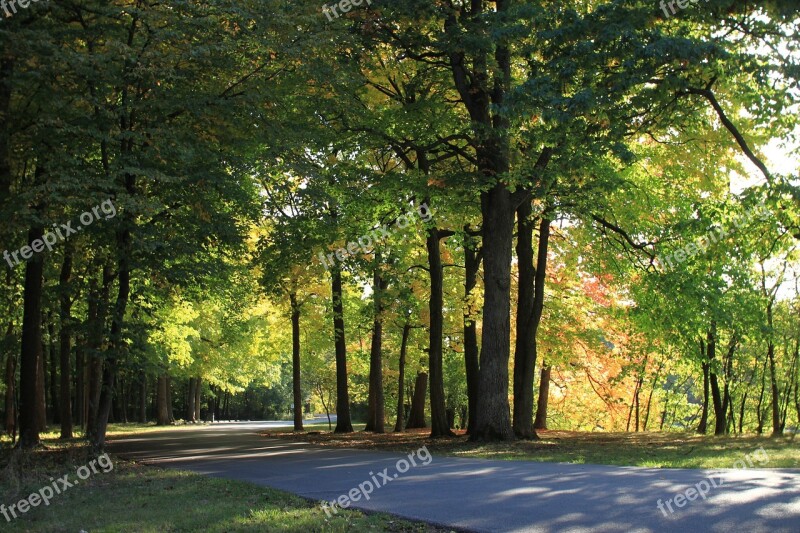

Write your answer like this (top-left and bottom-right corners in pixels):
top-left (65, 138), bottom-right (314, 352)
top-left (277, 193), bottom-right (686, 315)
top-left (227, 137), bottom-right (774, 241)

top-left (262, 427), bottom-right (800, 469)
top-left (0, 442), bottom-right (448, 532)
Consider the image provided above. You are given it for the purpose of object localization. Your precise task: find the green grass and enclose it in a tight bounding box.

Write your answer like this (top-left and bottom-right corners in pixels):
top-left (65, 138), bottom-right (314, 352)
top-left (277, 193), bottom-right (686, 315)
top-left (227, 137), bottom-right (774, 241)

top-left (272, 428), bottom-right (800, 470)
top-left (0, 442), bottom-right (447, 532)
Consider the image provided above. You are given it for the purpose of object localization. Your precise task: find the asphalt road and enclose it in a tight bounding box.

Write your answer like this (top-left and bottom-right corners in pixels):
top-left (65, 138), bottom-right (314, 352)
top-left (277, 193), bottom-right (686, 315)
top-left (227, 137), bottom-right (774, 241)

top-left (108, 420), bottom-right (800, 533)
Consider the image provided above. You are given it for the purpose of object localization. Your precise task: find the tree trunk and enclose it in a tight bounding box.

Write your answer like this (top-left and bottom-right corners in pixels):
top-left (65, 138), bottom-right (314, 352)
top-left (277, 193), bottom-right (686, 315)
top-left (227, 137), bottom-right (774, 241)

top-left (290, 292), bottom-right (303, 432)
top-left (48, 320), bottom-right (59, 425)
top-left (36, 329), bottom-right (47, 432)
top-left (193, 377), bottom-right (201, 422)
top-left (394, 323), bottom-right (411, 432)
top-left (406, 371), bottom-right (427, 429)
top-left (166, 375), bottom-right (175, 423)
top-left (75, 341), bottom-right (85, 428)
top-left (472, 184), bottom-right (516, 441)
top-left (4, 339), bottom-right (15, 439)
top-left (364, 268), bottom-right (386, 433)
top-left (156, 375), bottom-right (170, 425)
top-left (426, 227), bottom-right (454, 437)
top-left (463, 228), bottom-right (481, 435)
top-left (187, 378), bottom-right (196, 422)
top-left (533, 365), bottom-right (551, 430)
top-left (59, 247), bottom-right (73, 439)
top-left (19, 225), bottom-right (45, 448)
top-left (138, 372), bottom-right (147, 423)
top-left (513, 209), bottom-right (550, 439)
top-left (705, 324), bottom-right (726, 436)
top-left (331, 264), bottom-right (353, 433)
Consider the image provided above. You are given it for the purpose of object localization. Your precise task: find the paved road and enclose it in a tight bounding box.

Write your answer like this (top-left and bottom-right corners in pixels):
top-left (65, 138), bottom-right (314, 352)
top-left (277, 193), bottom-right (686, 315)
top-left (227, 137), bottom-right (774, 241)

top-left (108, 421), bottom-right (800, 532)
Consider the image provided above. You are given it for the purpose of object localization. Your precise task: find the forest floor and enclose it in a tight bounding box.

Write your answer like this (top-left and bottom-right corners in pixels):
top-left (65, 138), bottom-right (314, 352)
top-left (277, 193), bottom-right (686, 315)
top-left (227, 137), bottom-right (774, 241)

top-left (262, 424), bottom-right (800, 469)
top-left (0, 436), bottom-right (448, 532)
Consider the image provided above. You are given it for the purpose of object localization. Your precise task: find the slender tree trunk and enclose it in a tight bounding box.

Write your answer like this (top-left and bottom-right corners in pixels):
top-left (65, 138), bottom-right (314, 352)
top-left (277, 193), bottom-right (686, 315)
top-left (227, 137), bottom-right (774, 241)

top-left (755, 357), bottom-right (768, 434)
top-left (463, 228), bottom-right (481, 435)
top-left (166, 375), bottom-right (175, 423)
top-left (4, 335), bottom-right (15, 439)
top-left (533, 365), bottom-right (551, 430)
top-left (697, 337), bottom-right (710, 434)
top-left (290, 292), bottom-right (303, 432)
top-left (768, 340), bottom-right (781, 436)
top-left (59, 247), bottom-right (73, 439)
top-left (156, 374), bottom-right (170, 425)
top-left (138, 372), bottom-right (147, 423)
top-left (331, 264), bottom-right (353, 433)
top-left (364, 268), bottom-right (386, 433)
top-left (427, 227), bottom-right (454, 437)
top-left (187, 378), bottom-right (197, 422)
top-left (394, 323), bottom-right (411, 432)
top-left (513, 211), bottom-right (550, 439)
top-left (75, 341), bottom-right (85, 428)
top-left (36, 329), bottom-right (47, 432)
top-left (48, 320), bottom-right (59, 425)
top-left (19, 225), bottom-right (45, 448)
top-left (406, 372), bottom-right (427, 429)
top-left (193, 377), bottom-right (201, 422)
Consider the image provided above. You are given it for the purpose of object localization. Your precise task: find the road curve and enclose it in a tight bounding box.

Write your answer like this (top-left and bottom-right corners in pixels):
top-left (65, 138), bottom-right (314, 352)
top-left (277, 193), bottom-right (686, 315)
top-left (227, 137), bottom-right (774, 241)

top-left (108, 421), bottom-right (800, 533)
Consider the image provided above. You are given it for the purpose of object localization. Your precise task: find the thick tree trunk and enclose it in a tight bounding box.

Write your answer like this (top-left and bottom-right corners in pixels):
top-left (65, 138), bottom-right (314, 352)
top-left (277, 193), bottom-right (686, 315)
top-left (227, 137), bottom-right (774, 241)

top-left (331, 265), bottom-right (353, 433)
top-left (427, 228), bottom-right (454, 437)
top-left (533, 365), bottom-right (551, 430)
top-left (156, 375), bottom-right (170, 425)
top-left (290, 292), bottom-right (303, 432)
top-left (59, 247), bottom-right (73, 439)
top-left (463, 228), bottom-right (481, 435)
top-left (394, 323), bottom-right (411, 432)
top-left (364, 269), bottom-right (386, 433)
top-left (406, 372), bottom-right (428, 429)
top-left (19, 225), bottom-right (45, 448)
top-left (472, 184), bottom-right (516, 441)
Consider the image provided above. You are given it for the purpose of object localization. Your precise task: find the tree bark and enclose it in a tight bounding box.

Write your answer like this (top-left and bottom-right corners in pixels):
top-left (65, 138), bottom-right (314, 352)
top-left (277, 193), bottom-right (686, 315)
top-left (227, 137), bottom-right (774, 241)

top-left (513, 210), bottom-right (550, 439)
top-left (138, 372), bottom-right (147, 423)
top-left (156, 375), bottom-right (170, 425)
top-left (394, 323), bottom-right (411, 432)
top-left (463, 228), bottom-right (481, 435)
top-left (331, 264), bottom-right (353, 433)
top-left (533, 365), bottom-right (551, 430)
top-left (472, 184), bottom-right (516, 441)
top-left (364, 268), bottom-right (386, 433)
top-left (48, 320), bottom-right (59, 425)
top-left (4, 336), bottom-right (15, 439)
top-left (290, 292), bottom-right (304, 432)
top-left (406, 371), bottom-right (427, 429)
top-left (427, 227), bottom-right (454, 437)
top-left (187, 378), bottom-right (197, 422)
top-left (19, 225), bottom-right (45, 448)
top-left (59, 247), bottom-right (73, 439)
top-left (193, 377), bottom-right (201, 423)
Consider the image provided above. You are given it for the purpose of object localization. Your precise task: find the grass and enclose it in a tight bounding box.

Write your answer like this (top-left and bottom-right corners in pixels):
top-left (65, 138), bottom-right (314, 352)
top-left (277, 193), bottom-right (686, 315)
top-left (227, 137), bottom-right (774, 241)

top-left (262, 427), bottom-right (800, 470)
top-left (0, 438), bottom-right (449, 532)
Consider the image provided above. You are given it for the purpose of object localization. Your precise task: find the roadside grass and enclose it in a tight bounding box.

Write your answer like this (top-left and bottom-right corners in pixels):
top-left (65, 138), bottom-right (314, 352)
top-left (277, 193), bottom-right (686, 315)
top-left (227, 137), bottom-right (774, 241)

top-left (262, 428), bottom-right (800, 469)
top-left (0, 439), bottom-right (448, 532)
